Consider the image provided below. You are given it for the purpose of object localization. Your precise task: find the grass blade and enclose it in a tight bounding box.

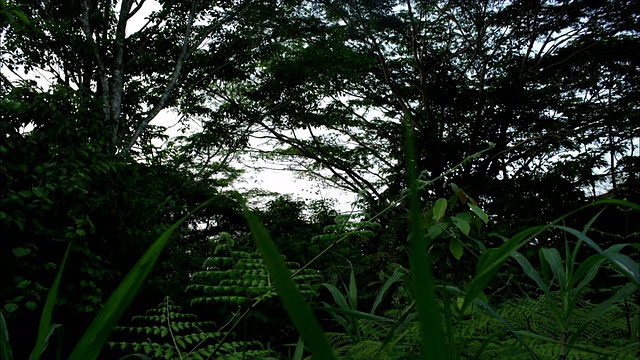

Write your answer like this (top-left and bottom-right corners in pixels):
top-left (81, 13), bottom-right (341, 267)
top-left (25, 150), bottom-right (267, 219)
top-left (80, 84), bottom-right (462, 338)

top-left (404, 118), bottom-right (447, 359)
top-left (68, 198), bottom-right (214, 360)
top-left (371, 269), bottom-right (405, 315)
top-left (321, 283), bottom-right (349, 311)
top-left (245, 208), bottom-right (335, 360)
top-left (1, 312), bottom-right (13, 360)
top-left (315, 307), bottom-right (394, 323)
top-left (31, 241), bottom-right (71, 360)
top-left (541, 248), bottom-right (567, 291)
top-left (348, 266), bottom-right (358, 311)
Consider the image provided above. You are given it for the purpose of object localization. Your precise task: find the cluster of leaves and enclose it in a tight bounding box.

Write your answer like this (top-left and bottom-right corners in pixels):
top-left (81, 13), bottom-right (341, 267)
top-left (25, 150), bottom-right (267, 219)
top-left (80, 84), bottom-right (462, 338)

top-left (108, 297), bottom-right (274, 360)
top-left (187, 233), bottom-right (322, 309)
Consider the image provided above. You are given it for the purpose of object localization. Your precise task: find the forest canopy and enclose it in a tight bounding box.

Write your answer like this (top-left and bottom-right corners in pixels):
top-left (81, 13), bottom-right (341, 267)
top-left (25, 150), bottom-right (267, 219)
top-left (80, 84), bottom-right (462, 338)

top-left (0, 0), bottom-right (638, 359)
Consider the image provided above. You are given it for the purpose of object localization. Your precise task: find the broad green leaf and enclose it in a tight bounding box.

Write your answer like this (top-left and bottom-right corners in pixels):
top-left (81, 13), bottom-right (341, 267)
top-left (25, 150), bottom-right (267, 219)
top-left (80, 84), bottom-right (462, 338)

top-left (11, 247), bottom-right (30, 257)
top-left (449, 238), bottom-right (464, 260)
top-left (450, 183), bottom-right (459, 192)
top-left (432, 198), bottom-right (447, 221)
top-left (468, 203), bottom-right (489, 224)
top-left (451, 216), bottom-right (470, 235)
top-left (68, 198), bottom-right (214, 360)
top-left (428, 223), bottom-right (445, 239)
top-left (245, 208), bottom-right (335, 360)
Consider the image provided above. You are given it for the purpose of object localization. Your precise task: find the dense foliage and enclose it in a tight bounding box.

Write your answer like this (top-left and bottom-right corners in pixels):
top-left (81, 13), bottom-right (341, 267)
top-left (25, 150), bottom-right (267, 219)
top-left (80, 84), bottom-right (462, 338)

top-left (1, 0), bottom-right (638, 359)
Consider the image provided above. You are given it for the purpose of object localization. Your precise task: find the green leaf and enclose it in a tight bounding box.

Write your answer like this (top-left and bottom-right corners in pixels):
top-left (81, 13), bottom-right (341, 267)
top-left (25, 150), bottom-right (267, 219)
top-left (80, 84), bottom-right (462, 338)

top-left (405, 120), bottom-right (448, 360)
top-left (468, 203), bottom-right (488, 224)
top-left (321, 283), bottom-right (349, 310)
top-left (293, 336), bottom-right (304, 360)
top-left (347, 266), bottom-right (357, 311)
top-left (451, 216), bottom-right (470, 235)
top-left (11, 247), bottom-right (31, 257)
top-left (12, 9), bottom-right (30, 25)
top-left (556, 226), bottom-right (639, 288)
top-left (432, 198), bottom-right (447, 221)
top-left (449, 238), bottom-right (464, 260)
top-left (428, 223), bottom-right (445, 239)
top-left (68, 198), bottom-right (214, 360)
top-left (511, 252), bottom-right (553, 301)
top-left (31, 242), bottom-right (71, 360)
top-left (541, 248), bottom-right (567, 291)
top-left (245, 207), bottom-right (335, 360)
top-left (371, 269), bottom-right (405, 315)
top-left (316, 307), bottom-right (394, 323)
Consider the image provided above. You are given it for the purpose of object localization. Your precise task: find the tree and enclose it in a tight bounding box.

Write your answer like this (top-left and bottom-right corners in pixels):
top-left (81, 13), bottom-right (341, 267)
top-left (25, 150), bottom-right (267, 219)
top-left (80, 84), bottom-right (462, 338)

top-left (0, 1), bottom-right (264, 356)
top-left (201, 0), bottom-right (638, 236)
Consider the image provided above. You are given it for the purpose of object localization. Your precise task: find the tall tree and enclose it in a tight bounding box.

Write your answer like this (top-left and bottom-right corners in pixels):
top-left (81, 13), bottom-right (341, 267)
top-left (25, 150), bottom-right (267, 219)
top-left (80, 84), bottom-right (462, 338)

top-left (205, 0), bottom-right (638, 228)
top-left (0, 1), bottom-right (264, 356)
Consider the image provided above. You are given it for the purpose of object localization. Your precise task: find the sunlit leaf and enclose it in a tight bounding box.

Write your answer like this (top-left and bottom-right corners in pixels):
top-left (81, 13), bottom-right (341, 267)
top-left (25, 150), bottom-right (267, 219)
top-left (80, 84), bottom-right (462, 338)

top-left (468, 203), bottom-right (488, 224)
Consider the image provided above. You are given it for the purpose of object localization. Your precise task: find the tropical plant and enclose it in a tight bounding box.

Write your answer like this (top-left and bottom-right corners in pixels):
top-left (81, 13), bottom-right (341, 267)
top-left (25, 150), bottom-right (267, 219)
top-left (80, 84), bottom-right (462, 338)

top-left (507, 216), bottom-right (639, 358)
top-left (187, 232), bottom-right (322, 310)
top-left (0, 198), bottom-right (213, 359)
top-left (108, 296), bottom-right (275, 360)
top-left (319, 266), bottom-right (418, 359)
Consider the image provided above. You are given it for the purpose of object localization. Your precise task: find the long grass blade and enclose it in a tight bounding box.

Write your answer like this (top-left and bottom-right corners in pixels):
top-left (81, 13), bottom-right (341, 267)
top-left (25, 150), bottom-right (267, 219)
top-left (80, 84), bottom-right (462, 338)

top-left (68, 198), bottom-right (214, 360)
top-left (371, 269), bottom-right (405, 315)
top-left (321, 283), bottom-right (350, 311)
top-left (404, 117), bottom-right (447, 359)
top-left (0, 312), bottom-right (13, 360)
top-left (315, 307), bottom-right (394, 323)
top-left (245, 208), bottom-right (335, 360)
top-left (541, 248), bottom-right (567, 292)
top-left (31, 241), bottom-right (71, 360)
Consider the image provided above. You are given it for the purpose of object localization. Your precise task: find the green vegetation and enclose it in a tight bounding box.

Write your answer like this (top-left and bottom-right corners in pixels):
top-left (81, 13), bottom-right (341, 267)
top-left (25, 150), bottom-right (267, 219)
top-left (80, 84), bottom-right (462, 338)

top-left (1, 1), bottom-right (638, 359)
